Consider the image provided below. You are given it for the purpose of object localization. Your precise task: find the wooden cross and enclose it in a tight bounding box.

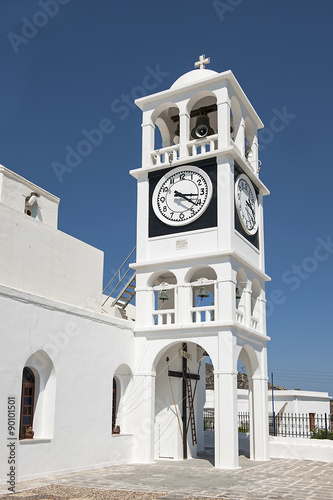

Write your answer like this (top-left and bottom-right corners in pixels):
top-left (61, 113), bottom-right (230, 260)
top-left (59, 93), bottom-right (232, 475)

top-left (194, 54), bottom-right (210, 70)
top-left (167, 343), bottom-right (200, 459)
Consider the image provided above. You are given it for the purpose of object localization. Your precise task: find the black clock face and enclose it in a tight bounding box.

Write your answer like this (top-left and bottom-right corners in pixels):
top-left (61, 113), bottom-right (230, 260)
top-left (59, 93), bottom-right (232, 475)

top-left (152, 166), bottom-right (213, 226)
top-left (234, 163), bottom-right (259, 249)
top-left (149, 159), bottom-right (217, 238)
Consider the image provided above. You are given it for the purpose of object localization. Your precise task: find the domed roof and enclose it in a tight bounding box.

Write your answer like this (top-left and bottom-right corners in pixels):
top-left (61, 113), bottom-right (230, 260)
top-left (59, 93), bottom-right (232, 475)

top-left (171, 69), bottom-right (219, 89)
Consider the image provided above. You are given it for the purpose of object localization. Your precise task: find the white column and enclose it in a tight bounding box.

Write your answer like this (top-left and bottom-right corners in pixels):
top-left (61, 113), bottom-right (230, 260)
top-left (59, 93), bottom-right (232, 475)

top-left (243, 287), bottom-right (252, 327)
top-left (252, 374), bottom-right (269, 461)
top-left (196, 361), bottom-right (206, 452)
top-left (217, 101), bottom-right (231, 149)
top-left (141, 120), bottom-right (155, 166)
top-left (235, 118), bottom-right (245, 156)
top-left (214, 331), bottom-right (239, 469)
top-left (179, 111), bottom-right (190, 159)
top-left (215, 87), bottom-right (230, 149)
top-left (250, 133), bottom-right (259, 174)
top-left (216, 276), bottom-right (234, 324)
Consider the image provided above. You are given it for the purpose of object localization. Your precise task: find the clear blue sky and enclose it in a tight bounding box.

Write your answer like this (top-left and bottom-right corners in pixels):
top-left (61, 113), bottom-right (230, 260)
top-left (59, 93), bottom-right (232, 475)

top-left (1, 0), bottom-right (332, 396)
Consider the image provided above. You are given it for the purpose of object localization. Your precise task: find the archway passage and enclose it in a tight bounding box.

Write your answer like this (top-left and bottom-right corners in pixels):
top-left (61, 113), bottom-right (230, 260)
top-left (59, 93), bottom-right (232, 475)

top-left (19, 367), bottom-right (35, 439)
top-left (154, 341), bottom-right (209, 462)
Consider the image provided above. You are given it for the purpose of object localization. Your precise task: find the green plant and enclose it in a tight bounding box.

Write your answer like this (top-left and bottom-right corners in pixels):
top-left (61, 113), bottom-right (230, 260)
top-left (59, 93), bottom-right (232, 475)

top-left (311, 426), bottom-right (333, 440)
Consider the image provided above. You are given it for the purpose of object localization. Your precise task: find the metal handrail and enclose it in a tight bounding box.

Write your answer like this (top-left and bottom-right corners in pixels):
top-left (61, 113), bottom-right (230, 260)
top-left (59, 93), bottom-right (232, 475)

top-left (103, 246), bottom-right (136, 294)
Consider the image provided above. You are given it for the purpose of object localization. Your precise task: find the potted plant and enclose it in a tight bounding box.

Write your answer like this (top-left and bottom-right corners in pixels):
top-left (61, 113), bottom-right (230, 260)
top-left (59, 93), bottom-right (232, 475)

top-left (113, 425), bottom-right (120, 434)
top-left (25, 426), bottom-right (34, 439)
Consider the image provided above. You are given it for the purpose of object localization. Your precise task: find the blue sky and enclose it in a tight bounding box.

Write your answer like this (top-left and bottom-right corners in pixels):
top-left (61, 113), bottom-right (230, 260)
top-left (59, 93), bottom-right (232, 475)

top-left (1, 0), bottom-right (333, 396)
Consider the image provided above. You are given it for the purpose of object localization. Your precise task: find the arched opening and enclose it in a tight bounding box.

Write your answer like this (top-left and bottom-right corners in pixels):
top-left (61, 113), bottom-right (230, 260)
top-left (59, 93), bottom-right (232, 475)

top-left (251, 278), bottom-right (261, 330)
top-left (20, 351), bottom-right (56, 439)
top-left (112, 364), bottom-right (133, 435)
top-left (151, 102), bottom-right (180, 165)
top-left (237, 344), bottom-right (260, 460)
top-left (235, 268), bottom-right (248, 324)
top-left (148, 270), bottom-right (177, 325)
top-left (153, 341), bottom-right (213, 464)
top-left (186, 265), bottom-right (217, 323)
top-left (19, 367), bottom-right (35, 439)
top-left (187, 91), bottom-right (218, 157)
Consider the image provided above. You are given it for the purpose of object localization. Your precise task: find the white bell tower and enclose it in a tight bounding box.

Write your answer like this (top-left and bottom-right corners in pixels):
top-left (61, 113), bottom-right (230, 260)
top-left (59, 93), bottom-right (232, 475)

top-left (130, 57), bottom-right (270, 469)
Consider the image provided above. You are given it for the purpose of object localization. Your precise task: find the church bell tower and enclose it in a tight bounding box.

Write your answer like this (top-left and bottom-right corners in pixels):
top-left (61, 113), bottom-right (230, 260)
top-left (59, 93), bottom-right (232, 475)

top-left (130, 56), bottom-right (270, 469)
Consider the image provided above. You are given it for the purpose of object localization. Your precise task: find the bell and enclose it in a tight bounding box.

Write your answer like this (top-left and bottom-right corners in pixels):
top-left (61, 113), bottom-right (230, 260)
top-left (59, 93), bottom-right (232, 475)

top-left (191, 113), bottom-right (214, 139)
top-left (198, 285), bottom-right (209, 298)
top-left (174, 122), bottom-right (180, 138)
top-left (159, 289), bottom-right (169, 301)
top-left (245, 146), bottom-right (252, 159)
top-left (236, 287), bottom-right (242, 300)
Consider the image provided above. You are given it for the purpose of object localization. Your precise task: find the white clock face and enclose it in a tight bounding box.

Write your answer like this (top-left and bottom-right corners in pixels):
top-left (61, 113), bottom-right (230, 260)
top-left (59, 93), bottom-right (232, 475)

top-left (235, 174), bottom-right (258, 235)
top-left (152, 165), bottom-right (213, 226)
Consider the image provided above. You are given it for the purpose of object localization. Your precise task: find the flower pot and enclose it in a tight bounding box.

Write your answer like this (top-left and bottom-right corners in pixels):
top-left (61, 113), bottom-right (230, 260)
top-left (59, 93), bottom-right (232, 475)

top-left (25, 430), bottom-right (34, 439)
top-left (113, 427), bottom-right (120, 434)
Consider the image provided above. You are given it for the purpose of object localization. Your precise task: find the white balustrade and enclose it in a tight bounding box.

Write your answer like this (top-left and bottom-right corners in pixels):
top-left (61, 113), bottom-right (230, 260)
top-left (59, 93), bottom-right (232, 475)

top-left (153, 309), bottom-right (175, 326)
top-left (251, 316), bottom-right (259, 330)
top-left (151, 145), bottom-right (180, 166)
top-left (191, 305), bottom-right (215, 323)
top-left (187, 134), bottom-right (218, 158)
top-left (236, 309), bottom-right (244, 324)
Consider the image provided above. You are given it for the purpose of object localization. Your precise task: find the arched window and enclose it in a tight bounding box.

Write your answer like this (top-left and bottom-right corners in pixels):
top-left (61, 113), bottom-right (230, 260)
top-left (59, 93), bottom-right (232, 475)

top-left (19, 367), bottom-right (35, 439)
top-left (112, 377), bottom-right (117, 433)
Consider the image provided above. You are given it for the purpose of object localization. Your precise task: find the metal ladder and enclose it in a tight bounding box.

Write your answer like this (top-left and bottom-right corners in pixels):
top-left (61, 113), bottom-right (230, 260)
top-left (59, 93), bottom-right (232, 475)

top-left (102, 247), bottom-right (136, 310)
top-left (186, 379), bottom-right (197, 445)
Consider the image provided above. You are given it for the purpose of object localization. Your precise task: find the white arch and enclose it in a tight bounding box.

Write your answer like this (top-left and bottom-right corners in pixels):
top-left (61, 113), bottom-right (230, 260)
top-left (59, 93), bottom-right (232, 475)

top-left (112, 363), bottom-right (133, 434)
top-left (24, 350), bottom-right (56, 439)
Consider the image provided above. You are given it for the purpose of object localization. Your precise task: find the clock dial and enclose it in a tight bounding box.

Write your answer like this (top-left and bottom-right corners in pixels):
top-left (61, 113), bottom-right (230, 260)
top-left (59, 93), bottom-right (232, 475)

top-left (152, 165), bottom-right (213, 226)
top-left (235, 174), bottom-right (258, 235)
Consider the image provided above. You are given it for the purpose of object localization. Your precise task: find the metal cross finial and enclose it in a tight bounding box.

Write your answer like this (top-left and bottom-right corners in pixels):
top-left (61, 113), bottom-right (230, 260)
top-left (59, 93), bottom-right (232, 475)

top-left (194, 54), bottom-right (210, 70)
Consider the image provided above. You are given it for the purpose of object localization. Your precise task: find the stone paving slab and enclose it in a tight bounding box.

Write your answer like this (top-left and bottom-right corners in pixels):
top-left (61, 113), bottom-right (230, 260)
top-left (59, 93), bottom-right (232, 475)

top-left (0, 456), bottom-right (332, 500)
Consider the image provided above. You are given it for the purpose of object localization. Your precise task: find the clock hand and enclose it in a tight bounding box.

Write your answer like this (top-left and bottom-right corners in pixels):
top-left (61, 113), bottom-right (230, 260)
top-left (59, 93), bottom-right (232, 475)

top-left (174, 190), bottom-right (198, 205)
top-left (246, 200), bottom-right (255, 216)
top-left (245, 208), bottom-right (255, 226)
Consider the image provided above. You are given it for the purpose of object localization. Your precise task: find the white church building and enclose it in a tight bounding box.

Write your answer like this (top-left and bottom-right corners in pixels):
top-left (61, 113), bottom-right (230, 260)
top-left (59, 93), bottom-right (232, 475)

top-left (0, 57), bottom-right (272, 483)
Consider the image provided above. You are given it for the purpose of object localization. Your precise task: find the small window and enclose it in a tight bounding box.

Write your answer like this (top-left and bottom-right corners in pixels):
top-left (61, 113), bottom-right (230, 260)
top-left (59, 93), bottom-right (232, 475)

top-left (20, 367), bottom-right (35, 439)
top-left (112, 378), bottom-right (117, 433)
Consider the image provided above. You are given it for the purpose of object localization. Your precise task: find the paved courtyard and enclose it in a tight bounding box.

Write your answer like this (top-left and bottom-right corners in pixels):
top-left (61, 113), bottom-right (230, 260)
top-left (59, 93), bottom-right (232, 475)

top-left (1, 454), bottom-right (332, 500)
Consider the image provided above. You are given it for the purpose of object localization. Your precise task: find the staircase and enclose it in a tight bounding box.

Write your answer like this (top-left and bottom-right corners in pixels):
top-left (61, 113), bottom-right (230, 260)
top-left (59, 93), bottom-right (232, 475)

top-left (102, 247), bottom-right (136, 310)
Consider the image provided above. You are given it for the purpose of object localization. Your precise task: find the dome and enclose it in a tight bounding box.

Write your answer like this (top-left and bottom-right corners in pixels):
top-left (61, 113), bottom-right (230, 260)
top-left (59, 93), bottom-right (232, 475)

top-left (171, 69), bottom-right (219, 89)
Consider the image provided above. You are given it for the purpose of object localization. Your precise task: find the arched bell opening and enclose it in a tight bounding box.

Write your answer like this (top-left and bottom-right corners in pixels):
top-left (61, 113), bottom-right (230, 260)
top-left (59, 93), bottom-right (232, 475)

top-left (187, 91), bottom-right (218, 156)
top-left (186, 265), bottom-right (217, 323)
top-left (153, 340), bottom-right (215, 464)
top-left (235, 268), bottom-right (248, 325)
top-left (148, 270), bottom-right (177, 325)
top-left (151, 102), bottom-right (180, 165)
top-left (230, 109), bottom-right (234, 142)
top-left (250, 278), bottom-right (261, 331)
top-left (244, 117), bottom-right (257, 171)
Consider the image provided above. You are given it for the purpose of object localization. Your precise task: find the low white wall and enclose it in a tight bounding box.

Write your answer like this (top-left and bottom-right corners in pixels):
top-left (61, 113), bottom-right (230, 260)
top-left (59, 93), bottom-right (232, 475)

top-left (270, 436), bottom-right (333, 463)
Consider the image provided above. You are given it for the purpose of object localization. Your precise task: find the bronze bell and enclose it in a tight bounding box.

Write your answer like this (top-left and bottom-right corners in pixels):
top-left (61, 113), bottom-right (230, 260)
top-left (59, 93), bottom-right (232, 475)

top-left (191, 113), bottom-right (214, 139)
top-left (174, 122), bottom-right (180, 138)
top-left (159, 289), bottom-right (169, 301)
top-left (236, 287), bottom-right (242, 300)
top-left (198, 285), bottom-right (209, 298)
